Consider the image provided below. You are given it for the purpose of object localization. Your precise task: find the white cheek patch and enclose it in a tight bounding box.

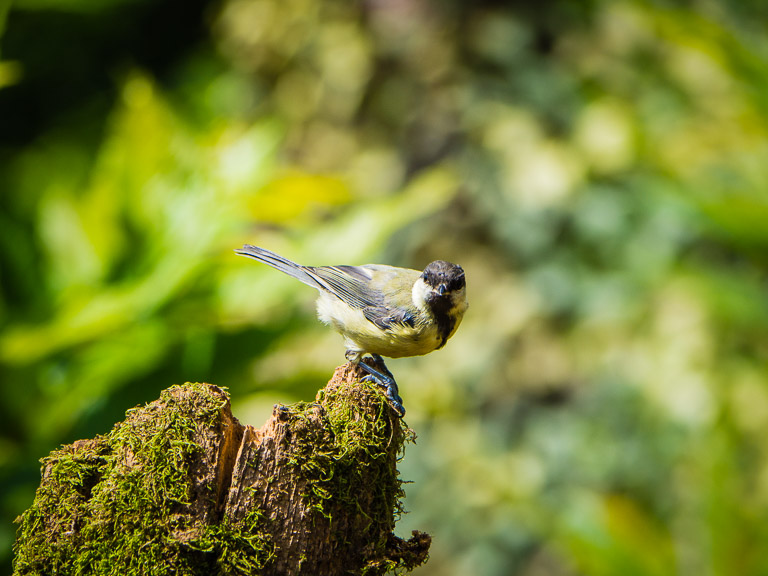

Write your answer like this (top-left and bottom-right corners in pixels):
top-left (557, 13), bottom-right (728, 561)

top-left (411, 278), bottom-right (432, 309)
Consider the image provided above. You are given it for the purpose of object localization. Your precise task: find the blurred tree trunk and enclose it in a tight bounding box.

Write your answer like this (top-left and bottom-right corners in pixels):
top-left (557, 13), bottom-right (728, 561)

top-left (13, 362), bottom-right (430, 576)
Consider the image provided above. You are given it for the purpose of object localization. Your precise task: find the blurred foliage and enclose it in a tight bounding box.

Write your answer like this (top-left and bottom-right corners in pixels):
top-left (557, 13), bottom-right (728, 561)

top-left (2, 0), bottom-right (768, 574)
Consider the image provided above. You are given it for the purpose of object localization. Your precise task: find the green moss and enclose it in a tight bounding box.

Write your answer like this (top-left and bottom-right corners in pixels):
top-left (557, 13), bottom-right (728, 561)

top-left (295, 377), bottom-right (417, 574)
top-left (13, 379), bottom-right (421, 575)
top-left (13, 383), bottom-right (273, 576)
top-left (188, 509), bottom-right (275, 576)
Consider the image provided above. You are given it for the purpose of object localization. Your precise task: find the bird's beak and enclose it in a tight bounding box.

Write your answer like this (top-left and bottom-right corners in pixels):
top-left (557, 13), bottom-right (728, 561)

top-left (437, 284), bottom-right (447, 296)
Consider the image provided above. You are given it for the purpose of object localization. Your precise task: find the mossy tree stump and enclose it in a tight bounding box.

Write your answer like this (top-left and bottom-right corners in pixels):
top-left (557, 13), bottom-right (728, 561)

top-left (12, 361), bottom-right (430, 576)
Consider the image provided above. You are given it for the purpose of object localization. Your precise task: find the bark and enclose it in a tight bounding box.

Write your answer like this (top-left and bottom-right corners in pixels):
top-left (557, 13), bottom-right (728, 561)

top-left (12, 360), bottom-right (430, 576)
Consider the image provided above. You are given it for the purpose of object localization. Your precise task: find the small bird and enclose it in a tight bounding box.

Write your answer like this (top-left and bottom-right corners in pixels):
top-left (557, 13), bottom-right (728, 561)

top-left (235, 245), bottom-right (468, 416)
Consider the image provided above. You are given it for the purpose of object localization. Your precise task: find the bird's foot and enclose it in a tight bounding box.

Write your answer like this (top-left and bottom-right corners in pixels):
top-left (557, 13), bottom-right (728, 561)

top-left (357, 356), bottom-right (405, 418)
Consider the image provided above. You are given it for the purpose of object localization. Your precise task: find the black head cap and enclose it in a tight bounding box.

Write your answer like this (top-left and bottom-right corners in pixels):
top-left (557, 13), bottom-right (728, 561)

top-left (422, 260), bottom-right (465, 295)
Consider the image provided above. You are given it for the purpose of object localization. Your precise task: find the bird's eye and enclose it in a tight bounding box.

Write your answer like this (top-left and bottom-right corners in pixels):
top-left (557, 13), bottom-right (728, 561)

top-left (447, 275), bottom-right (465, 291)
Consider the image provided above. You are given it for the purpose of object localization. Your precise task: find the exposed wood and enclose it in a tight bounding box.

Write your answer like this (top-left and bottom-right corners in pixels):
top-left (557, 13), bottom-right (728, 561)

top-left (13, 361), bottom-right (430, 576)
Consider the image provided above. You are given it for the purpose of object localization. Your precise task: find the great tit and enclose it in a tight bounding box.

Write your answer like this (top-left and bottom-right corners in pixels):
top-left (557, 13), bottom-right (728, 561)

top-left (235, 245), bottom-right (468, 416)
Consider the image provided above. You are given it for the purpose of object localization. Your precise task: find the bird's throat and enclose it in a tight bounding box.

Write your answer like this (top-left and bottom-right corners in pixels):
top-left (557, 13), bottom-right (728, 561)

top-left (426, 297), bottom-right (456, 349)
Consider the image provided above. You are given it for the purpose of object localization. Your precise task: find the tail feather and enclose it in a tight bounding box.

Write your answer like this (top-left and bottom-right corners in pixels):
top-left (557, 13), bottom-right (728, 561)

top-left (235, 245), bottom-right (324, 290)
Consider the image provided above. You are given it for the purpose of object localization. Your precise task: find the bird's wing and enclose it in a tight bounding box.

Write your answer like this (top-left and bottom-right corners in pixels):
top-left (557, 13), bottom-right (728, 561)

top-left (305, 265), bottom-right (379, 309)
top-left (362, 306), bottom-right (416, 330)
top-left (236, 246), bottom-right (419, 329)
top-left (306, 264), bottom-right (419, 330)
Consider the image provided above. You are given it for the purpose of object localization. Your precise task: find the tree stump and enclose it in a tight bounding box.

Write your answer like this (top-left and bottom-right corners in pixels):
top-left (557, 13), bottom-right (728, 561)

top-left (12, 361), bottom-right (431, 575)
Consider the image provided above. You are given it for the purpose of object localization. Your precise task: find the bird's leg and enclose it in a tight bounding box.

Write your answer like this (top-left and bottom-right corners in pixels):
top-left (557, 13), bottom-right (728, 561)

top-left (359, 361), bottom-right (405, 417)
top-left (369, 354), bottom-right (398, 393)
top-left (346, 350), bottom-right (405, 417)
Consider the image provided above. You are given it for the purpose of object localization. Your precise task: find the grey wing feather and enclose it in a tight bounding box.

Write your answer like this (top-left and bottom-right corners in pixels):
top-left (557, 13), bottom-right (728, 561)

top-left (363, 306), bottom-right (416, 330)
top-left (305, 265), bottom-right (380, 309)
top-left (308, 264), bottom-right (421, 330)
top-left (310, 267), bottom-right (420, 333)
top-left (236, 245), bottom-right (416, 331)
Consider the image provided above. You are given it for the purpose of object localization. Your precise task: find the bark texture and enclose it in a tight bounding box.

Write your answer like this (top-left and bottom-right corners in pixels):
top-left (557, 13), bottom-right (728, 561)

top-left (13, 361), bottom-right (430, 576)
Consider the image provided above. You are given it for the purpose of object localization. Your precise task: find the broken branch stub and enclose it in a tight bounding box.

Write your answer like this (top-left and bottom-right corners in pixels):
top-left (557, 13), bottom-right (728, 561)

top-left (13, 363), bottom-right (430, 576)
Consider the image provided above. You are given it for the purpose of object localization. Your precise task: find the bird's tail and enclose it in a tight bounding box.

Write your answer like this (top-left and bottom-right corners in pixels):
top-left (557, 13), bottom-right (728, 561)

top-left (234, 244), bottom-right (325, 291)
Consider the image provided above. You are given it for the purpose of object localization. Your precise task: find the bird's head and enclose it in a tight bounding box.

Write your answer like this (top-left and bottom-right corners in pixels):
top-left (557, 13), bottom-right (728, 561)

top-left (413, 260), bottom-right (467, 314)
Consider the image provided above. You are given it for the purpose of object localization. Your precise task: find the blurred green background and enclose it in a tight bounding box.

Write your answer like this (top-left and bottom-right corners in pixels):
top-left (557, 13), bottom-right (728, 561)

top-left (2, 0), bottom-right (768, 573)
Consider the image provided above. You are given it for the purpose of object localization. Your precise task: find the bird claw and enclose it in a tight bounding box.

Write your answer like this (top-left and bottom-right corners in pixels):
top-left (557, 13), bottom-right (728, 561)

top-left (357, 358), bottom-right (405, 417)
top-left (361, 374), bottom-right (404, 412)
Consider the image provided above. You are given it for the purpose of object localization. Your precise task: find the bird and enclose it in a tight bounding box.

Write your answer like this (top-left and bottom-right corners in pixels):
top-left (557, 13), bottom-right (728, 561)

top-left (234, 244), bottom-right (468, 416)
